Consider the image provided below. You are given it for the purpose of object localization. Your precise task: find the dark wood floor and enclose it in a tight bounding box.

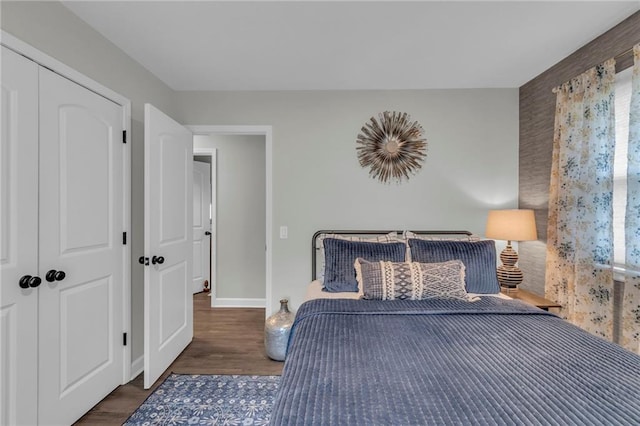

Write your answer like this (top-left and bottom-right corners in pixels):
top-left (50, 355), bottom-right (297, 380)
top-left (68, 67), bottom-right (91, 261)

top-left (75, 292), bottom-right (284, 425)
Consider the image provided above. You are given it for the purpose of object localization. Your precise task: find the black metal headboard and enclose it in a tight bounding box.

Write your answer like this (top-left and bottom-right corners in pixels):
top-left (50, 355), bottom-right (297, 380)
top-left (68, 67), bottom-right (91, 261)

top-left (311, 230), bottom-right (473, 281)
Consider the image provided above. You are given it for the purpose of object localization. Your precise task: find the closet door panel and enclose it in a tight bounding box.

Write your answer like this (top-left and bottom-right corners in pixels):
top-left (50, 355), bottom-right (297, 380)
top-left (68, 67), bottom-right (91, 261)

top-left (59, 106), bottom-right (111, 252)
top-left (38, 67), bottom-right (124, 425)
top-left (0, 46), bottom-right (39, 426)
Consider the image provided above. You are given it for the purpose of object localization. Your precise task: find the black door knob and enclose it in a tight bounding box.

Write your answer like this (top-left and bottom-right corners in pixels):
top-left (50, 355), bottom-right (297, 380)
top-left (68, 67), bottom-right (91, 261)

top-left (19, 275), bottom-right (32, 289)
top-left (138, 256), bottom-right (149, 265)
top-left (28, 276), bottom-right (42, 288)
top-left (205, 231), bottom-right (211, 236)
top-left (152, 255), bottom-right (165, 265)
top-left (46, 270), bottom-right (66, 282)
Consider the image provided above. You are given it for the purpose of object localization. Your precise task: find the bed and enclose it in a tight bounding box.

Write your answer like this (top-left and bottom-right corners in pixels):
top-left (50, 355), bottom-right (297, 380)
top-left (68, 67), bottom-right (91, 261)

top-left (269, 231), bottom-right (640, 425)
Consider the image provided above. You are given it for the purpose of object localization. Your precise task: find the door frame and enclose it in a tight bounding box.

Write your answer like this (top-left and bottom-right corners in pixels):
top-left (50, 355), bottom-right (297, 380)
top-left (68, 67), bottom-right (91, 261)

top-left (192, 149), bottom-right (217, 299)
top-left (188, 125), bottom-right (273, 317)
top-left (1, 31), bottom-right (132, 382)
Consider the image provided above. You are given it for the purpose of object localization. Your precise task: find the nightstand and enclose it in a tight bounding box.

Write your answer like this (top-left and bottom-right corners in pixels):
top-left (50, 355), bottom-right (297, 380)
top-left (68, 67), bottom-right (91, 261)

top-left (501, 288), bottom-right (562, 312)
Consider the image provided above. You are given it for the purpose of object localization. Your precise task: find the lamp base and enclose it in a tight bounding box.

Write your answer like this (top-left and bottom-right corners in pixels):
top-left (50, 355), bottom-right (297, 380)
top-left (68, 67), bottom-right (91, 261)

top-left (496, 265), bottom-right (524, 288)
top-left (501, 285), bottom-right (519, 295)
top-left (496, 242), bottom-right (523, 288)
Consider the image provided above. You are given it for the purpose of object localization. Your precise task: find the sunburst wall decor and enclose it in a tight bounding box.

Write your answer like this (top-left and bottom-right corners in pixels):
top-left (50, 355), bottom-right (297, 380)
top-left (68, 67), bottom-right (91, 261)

top-left (356, 111), bottom-right (427, 184)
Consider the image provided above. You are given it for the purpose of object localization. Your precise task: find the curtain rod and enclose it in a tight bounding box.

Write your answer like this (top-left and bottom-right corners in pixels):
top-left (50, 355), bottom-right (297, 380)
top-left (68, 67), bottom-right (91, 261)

top-left (552, 44), bottom-right (636, 93)
top-left (614, 46), bottom-right (634, 60)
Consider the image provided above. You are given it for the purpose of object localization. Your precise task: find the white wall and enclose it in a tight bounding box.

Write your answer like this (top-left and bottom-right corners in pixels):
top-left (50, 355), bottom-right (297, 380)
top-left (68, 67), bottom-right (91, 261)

top-left (194, 135), bottom-right (266, 301)
top-left (178, 89), bottom-right (520, 314)
top-left (1, 1), bottom-right (181, 368)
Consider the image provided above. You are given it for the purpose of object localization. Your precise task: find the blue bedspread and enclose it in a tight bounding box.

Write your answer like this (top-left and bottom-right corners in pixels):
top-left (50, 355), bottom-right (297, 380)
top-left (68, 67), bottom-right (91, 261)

top-left (270, 297), bottom-right (640, 425)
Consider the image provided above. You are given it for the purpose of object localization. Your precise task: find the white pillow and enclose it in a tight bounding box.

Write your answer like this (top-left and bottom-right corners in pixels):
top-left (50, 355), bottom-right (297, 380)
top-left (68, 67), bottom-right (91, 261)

top-left (403, 230), bottom-right (481, 241)
top-left (402, 231), bottom-right (481, 261)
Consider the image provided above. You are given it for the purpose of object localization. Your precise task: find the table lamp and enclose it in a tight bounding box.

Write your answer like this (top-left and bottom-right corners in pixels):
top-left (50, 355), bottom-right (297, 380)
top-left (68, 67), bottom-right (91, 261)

top-left (485, 209), bottom-right (537, 290)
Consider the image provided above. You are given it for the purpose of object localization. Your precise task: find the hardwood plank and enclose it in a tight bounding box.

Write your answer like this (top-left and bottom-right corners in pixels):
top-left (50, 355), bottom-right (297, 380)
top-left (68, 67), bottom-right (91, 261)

top-left (74, 293), bottom-right (283, 425)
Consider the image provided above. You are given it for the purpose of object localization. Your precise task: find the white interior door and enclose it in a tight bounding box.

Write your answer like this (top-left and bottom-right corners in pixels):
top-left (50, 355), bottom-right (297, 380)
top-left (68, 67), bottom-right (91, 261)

top-left (144, 104), bottom-right (193, 389)
top-left (0, 46), bottom-right (39, 426)
top-left (193, 161), bottom-right (212, 294)
top-left (38, 67), bottom-right (124, 424)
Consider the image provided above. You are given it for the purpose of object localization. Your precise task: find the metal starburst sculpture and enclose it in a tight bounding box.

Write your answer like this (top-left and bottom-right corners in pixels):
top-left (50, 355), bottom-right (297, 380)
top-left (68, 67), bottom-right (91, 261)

top-left (356, 111), bottom-right (427, 183)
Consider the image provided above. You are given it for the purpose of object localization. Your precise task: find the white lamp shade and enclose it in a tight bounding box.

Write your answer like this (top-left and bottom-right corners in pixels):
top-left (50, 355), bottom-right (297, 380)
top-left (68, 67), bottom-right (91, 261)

top-left (485, 209), bottom-right (537, 241)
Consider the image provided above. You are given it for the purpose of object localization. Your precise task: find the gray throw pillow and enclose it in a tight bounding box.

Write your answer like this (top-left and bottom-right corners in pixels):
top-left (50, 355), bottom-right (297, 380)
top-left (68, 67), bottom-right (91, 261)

top-left (323, 238), bottom-right (406, 292)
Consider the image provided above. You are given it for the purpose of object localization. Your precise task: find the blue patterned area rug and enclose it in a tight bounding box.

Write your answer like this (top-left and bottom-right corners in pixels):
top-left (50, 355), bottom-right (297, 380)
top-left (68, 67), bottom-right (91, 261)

top-left (124, 374), bottom-right (280, 425)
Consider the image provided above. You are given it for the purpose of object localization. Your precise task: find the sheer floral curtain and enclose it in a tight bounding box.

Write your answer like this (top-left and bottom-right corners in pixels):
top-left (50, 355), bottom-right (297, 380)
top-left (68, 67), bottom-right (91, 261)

top-left (624, 45), bottom-right (640, 354)
top-left (546, 59), bottom-right (616, 339)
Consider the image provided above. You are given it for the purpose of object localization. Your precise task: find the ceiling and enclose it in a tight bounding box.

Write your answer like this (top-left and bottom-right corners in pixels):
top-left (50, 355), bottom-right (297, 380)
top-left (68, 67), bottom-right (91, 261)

top-left (61, 1), bottom-right (640, 91)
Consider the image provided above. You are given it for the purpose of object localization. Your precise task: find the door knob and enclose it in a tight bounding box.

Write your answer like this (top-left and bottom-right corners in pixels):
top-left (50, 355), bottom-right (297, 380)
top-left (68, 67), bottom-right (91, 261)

top-left (205, 231), bottom-right (211, 236)
top-left (152, 256), bottom-right (165, 265)
top-left (28, 276), bottom-right (42, 288)
top-left (46, 270), bottom-right (66, 282)
top-left (138, 256), bottom-right (149, 265)
top-left (19, 275), bottom-right (41, 288)
top-left (19, 275), bottom-right (32, 289)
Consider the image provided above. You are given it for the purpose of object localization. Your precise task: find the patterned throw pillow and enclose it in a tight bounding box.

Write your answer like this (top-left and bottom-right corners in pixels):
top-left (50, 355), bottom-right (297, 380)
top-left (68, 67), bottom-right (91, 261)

top-left (354, 258), bottom-right (473, 301)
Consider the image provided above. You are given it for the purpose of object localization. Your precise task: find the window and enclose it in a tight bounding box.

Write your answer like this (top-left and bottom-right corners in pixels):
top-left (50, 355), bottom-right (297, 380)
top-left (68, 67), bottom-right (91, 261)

top-left (613, 67), bottom-right (633, 270)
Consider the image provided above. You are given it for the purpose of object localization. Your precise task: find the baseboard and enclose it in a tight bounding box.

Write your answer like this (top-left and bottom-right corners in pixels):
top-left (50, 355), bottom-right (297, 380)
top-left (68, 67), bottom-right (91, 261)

top-left (212, 298), bottom-right (266, 308)
top-left (130, 355), bottom-right (144, 380)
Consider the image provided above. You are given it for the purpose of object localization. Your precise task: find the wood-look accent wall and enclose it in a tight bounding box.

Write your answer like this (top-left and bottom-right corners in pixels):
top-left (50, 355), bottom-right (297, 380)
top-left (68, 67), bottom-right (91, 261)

top-left (519, 11), bottom-right (640, 296)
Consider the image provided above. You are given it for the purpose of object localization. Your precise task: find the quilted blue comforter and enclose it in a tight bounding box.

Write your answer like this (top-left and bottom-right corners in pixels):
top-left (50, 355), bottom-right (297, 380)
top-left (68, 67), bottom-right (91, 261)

top-left (270, 297), bottom-right (640, 425)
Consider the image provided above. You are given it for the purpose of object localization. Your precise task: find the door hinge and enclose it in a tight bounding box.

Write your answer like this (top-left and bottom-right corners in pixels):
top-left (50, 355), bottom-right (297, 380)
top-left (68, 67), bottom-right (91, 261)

top-left (123, 130), bottom-right (127, 144)
top-left (123, 232), bottom-right (127, 245)
top-left (123, 332), bottom-right (127, 346)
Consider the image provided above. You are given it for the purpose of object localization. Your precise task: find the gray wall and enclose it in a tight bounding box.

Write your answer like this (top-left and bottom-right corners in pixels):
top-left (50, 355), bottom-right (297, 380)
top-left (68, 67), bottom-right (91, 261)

top-left (178, 89), bottom-right (520, 314)
top-left (1, 1), bottom-right (181, 367)
top-left (2, 0), bottom-right (520, 366)
top-left (194, 135), bottom-right (266, 301)
top-left (519, 11), bottom-right (640, 296)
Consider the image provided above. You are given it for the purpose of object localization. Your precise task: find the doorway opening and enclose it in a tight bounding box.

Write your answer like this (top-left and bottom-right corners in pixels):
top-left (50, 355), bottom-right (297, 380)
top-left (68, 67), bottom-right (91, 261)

top-left (193, 151), bottom-right (215, 297)
top-left (189, 126), bottom-right (273, 316)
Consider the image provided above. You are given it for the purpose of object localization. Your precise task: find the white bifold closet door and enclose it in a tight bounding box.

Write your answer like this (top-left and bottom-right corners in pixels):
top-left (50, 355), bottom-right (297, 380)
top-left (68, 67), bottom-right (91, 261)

top-left (0, 46), bottom-right (125, 425)
top-left (1, 45), bottom-right (40, 426)
top-left (144, 104), bottom-right (193, 389)
top-left (38, 66), bottom-right (124, 425)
